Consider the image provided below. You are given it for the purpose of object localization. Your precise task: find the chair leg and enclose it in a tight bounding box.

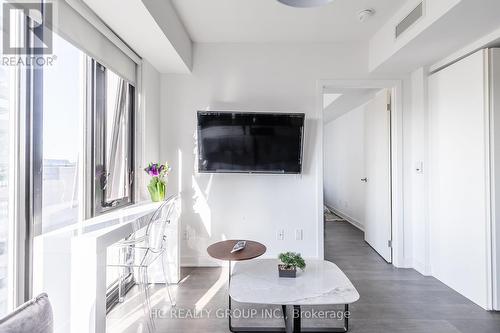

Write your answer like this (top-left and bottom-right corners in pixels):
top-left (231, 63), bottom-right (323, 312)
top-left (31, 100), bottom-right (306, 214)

top-left (118, 248), bottom-right (126, 303)
top-left (137, 267), bottom-right (154, 333)
top-left (117, 272), bottom-right (123, 303)
top-left (142, 267), bottom-right (156, 331)
top-left (161, 253), bottom-right (176, 307)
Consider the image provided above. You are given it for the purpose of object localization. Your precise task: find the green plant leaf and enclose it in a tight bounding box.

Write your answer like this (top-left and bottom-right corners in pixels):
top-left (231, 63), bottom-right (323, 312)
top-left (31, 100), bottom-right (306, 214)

top-left (278, 251), bottom-right (306, 271)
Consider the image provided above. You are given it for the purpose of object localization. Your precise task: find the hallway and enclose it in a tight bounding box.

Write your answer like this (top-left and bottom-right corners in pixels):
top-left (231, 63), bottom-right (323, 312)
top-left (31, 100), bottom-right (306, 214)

top-left (325, 221), bottom-right (500, 332)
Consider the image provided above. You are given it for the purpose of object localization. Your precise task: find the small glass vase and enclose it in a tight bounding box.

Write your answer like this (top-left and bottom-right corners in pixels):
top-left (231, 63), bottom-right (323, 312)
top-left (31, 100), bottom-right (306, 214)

top-left (148, 179), bottom-right (166, 202)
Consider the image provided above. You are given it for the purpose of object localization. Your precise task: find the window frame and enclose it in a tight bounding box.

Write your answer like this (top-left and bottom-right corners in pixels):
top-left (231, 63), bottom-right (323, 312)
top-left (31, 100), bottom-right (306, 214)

top-left (91, 60), bottom-right (135, 216)
top-left (0, 0), bottom-right (45, 312)
top-left (11, 2), bottom-right (45, 309)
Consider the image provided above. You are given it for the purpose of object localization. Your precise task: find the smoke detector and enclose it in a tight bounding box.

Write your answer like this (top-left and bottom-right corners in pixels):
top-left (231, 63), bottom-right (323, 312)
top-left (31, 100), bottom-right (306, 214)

top-left (358, 9), bottom-right (375, 22)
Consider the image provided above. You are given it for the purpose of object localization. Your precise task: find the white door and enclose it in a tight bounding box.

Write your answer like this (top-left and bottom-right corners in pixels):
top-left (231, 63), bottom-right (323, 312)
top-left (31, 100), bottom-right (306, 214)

top-left (429, 50), bottom-right (490, 309)
top-left (491, 48), bottom-right (500, 311)
top-left (363, 89), bottom-right (392, 263)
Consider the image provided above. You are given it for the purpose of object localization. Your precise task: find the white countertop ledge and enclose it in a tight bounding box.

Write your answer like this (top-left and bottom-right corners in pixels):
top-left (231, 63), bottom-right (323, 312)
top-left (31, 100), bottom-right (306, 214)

top-left (38, 201), bottom-right (164, 247)
top-left (78, 201), bottom-right (162, 239)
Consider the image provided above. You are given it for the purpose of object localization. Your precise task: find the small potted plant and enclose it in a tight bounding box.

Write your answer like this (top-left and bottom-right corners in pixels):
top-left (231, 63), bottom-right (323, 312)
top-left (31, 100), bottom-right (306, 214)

top-left (144, 162), bottom-right (171, 202)
top-left (278, 252), bottom-right (306, 278)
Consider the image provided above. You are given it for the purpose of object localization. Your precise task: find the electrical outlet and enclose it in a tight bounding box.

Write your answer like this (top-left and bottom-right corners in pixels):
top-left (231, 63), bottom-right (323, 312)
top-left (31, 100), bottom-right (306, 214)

top-left (277, 229), bottom-right (285, 240)
top-left (295, 229), bottom-right (303, 240)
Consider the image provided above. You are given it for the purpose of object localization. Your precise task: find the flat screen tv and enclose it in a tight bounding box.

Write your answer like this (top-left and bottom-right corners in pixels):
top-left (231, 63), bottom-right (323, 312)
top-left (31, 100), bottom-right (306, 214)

top-left (197, 111), bottom-right (305, 174)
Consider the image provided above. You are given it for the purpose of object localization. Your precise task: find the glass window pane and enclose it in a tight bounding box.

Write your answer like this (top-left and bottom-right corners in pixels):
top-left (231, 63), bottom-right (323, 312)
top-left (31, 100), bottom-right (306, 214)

top-left (0, 6), bottom-right (14, 317)
top-left (104, 70), bottom-right (131, 203)
top-left (0, 56), bottom-right (12, 318)
top-left (41, 34), bottom-right (84, 233)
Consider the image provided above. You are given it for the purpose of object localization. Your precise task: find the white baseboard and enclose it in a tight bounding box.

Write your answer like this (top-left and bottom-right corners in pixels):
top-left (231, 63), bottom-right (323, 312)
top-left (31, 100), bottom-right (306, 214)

top-left (325, 204), bottom-right (364, 232)
top-left (412, 259), bottom-right (432, 276)
top-left (397, 257), bottom-right (414, 269)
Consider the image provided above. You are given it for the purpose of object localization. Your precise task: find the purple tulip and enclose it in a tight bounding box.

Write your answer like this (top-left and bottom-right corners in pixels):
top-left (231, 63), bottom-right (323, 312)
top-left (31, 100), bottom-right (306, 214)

top-left (150, 164), bottom-right (159, 177)
top-left (145, 162), bottom-right (170, 178)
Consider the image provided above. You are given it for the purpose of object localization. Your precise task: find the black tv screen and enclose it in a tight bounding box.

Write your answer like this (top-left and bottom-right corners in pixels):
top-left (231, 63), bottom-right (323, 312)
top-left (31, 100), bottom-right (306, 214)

top-left (197, 111), bottom-right (305, 174)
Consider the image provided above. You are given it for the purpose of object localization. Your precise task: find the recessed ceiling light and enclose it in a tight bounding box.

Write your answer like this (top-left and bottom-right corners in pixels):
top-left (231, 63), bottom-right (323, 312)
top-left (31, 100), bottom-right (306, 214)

top-left (277, 0), bottom-right (334, 8)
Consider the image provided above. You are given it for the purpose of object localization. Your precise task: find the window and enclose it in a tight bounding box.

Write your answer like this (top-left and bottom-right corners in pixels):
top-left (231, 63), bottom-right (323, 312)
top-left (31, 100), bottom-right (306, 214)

top-left (0, 5), bottom-right (20, 317)
top-left (93, 63), bottom-right (134, 214)
top-left (39, 34), bottom-right (85, 234)
top-left (33, 37), bottom-right (135, 232)
top-left (0, 0), bottom-right (137, 314)
top-left (0, 56), bottom-right (12, 317)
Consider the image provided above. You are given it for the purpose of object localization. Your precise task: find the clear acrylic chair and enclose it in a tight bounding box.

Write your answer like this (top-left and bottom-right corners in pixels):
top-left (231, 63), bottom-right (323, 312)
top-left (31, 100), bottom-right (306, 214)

top-left (108, 195), bottom-right (179, 332)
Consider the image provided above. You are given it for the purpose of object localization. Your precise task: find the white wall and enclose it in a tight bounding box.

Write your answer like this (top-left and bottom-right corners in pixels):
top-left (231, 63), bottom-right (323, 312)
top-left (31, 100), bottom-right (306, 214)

top-left (406, 67), bottom-right (431, 275)
top-left (160, 43), bottom-right (370, 266)
top-left (139, 60), bottom-right (182, 283)
top-left (323, 104), bottom-right (365, 229)
top-left (139, 60), bottom-right (162, 201)
top-left (142, 61), bottom-right (161, 163)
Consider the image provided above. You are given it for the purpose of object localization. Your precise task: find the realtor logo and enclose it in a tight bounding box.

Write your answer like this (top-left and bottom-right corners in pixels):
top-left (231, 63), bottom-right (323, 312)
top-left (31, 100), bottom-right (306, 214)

top-left (2, 1), bottom-right (53, 55)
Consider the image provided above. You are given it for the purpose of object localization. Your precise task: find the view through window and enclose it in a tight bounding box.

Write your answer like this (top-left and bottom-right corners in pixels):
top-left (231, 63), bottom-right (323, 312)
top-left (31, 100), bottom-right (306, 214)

top-left (94, 63), bottom-right (134, 214)
top-left (0, 5), bottom-right (15, 316)
top-left (104, 70), bottom-right (132, 204)
top-left (0, 53), bottom-right (12, 317)
top-left (41, 34), bottom-right (85, 234)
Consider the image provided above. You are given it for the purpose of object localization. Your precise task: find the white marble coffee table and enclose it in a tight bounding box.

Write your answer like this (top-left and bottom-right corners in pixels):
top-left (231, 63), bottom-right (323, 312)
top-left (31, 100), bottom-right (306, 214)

top-left (229, 259), bottom-right (359, 333)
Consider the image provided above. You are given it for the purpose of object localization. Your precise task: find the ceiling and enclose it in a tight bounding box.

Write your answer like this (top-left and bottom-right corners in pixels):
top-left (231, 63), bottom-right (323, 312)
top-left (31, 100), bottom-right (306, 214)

top-left (323, 93), bottom-right (343, 109)
top-left (82, 0), bottom-right (191, 73)
top-left (371, 0), bottom-right (500, 73)
top-left (323, 88), bottom-right (381, 123)
top-left (171, 0), bottom-right (407, 43)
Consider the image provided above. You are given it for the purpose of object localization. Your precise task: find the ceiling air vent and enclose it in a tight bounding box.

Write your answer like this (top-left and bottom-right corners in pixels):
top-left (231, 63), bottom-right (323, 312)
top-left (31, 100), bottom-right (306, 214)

top-left (395, 2), bottom-right (423, 38)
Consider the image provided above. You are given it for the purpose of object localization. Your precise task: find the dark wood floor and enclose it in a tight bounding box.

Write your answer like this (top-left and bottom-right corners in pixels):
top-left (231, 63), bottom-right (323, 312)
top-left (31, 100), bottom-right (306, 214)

top-left (325, 221), bottom-right (500, 333)
top-left (108, 221), bottom-right (500, 333)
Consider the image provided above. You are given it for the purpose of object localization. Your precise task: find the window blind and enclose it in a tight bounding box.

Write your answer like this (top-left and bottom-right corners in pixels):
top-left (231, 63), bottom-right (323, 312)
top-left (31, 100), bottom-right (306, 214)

top-left (49, 0), bottom-right (138, 85)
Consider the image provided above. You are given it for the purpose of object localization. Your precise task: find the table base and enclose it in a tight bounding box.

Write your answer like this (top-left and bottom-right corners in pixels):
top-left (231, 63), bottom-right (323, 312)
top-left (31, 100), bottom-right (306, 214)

top-left (228, 297), bottom-right (349, 333)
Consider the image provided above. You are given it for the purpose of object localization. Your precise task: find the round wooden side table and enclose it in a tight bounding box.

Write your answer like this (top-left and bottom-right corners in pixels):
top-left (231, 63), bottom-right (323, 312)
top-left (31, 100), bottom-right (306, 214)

top-left (207, 240), bottom-right (266, 262)
top-left (207, 240), bottom-right (266, 332)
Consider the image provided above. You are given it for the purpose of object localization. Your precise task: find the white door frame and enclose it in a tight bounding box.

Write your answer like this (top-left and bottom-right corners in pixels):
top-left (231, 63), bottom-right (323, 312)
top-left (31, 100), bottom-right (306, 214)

top-left (316, 79), bottom-right (405, 268)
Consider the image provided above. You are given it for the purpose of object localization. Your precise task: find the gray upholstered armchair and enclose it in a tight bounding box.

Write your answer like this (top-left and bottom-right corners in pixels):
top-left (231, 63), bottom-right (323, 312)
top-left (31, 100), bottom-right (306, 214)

top-left (0, 293), bottom-right (53, 333)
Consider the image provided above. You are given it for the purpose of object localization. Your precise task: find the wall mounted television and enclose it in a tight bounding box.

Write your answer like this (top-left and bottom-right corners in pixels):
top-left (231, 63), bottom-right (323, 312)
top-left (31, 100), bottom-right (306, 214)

top-left (197, 111), bottom-right (305, 174)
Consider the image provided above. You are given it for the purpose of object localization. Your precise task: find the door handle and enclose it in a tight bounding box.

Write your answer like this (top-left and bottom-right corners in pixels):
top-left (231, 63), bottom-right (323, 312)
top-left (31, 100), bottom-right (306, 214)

top-left (361, 178), bottom-right (368, 182)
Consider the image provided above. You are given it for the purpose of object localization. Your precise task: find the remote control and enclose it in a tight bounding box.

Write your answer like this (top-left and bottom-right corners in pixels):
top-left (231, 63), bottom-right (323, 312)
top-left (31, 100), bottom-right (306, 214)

top-left (231, 241), bottom-right (246, 253)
